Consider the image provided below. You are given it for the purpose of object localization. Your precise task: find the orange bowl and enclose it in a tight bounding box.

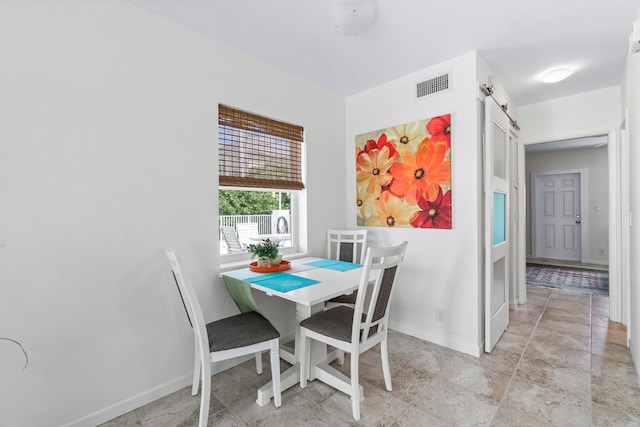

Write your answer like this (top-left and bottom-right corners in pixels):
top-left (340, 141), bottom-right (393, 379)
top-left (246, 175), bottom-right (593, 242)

top-left (249, 260), bottom-right (291, 273)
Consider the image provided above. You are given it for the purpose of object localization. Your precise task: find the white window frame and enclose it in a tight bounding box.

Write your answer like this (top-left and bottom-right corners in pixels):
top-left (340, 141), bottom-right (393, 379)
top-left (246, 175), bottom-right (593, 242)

top-left (218, 187), bottom-right (300, 265)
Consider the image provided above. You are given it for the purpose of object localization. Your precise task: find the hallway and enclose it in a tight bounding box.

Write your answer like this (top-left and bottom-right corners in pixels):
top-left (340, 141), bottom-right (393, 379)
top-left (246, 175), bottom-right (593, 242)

top-left (102, 286), bottom-right (639, 426)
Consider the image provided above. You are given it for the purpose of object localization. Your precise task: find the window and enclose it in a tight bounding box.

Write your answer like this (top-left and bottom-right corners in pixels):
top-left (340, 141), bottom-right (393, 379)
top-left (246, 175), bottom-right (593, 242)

top-left (218, 105), bottom-right (303, 257)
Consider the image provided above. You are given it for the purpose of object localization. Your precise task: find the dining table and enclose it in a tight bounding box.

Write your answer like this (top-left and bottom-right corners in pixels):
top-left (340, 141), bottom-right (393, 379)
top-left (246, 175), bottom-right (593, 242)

top-left (220, 257), bottom-right (362, 406)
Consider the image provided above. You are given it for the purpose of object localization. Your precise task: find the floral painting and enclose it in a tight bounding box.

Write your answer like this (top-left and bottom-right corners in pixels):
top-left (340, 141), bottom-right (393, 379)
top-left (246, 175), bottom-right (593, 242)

top-left (356, 114), bottom-right (452, 229)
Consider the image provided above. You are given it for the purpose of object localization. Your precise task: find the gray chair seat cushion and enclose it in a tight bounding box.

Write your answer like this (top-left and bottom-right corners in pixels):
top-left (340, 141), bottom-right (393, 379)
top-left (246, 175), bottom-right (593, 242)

top-left (207, 311), bottom-right (280, 352)
top-left (328, 290), bottom-right (358, 304)
top-left (300, 306), bottom-right (355, 342)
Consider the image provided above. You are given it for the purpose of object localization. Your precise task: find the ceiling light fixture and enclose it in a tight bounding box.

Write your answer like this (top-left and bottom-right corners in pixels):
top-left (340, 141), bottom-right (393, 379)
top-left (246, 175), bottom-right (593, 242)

top-left (334, 0), bottom-right (378, 36)
top-left (539, 67), bottom-right (573, 83)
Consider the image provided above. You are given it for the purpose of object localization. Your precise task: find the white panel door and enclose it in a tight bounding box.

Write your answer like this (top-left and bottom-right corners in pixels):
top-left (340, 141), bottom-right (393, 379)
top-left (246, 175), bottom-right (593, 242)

top-left (484, 97), bottom-right (510, 353)
top-left (534, 173), bottom-right (581, 261)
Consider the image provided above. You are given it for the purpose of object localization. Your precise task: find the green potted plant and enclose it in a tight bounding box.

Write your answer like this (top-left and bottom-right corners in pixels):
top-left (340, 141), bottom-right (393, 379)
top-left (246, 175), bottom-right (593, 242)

top-left (247, 239), bottom-right (281, 267)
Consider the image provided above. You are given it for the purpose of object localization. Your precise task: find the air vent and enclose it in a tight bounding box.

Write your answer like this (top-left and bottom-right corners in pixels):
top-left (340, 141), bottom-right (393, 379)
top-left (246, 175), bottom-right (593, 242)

top-left (416, 73), bottom-right (450, 99)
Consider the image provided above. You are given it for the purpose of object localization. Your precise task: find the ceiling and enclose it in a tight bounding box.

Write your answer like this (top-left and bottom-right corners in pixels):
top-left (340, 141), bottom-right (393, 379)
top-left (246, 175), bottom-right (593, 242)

top-left (127, 0), bottom-right (639, 106)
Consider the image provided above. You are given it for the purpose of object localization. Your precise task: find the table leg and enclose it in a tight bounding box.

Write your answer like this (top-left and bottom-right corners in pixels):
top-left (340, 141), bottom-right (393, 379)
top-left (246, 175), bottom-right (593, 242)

top-left (295, 302), bottom-right (328, 381)
top-left (256, 364), bottom-right (299, 406)
top-left (256, 301), bottom-right (327, 405)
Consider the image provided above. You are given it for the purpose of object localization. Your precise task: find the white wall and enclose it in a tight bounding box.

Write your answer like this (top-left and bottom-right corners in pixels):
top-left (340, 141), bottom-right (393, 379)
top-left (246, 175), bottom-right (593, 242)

top-left (346, 52), bottom-right (484, 356)
top-left (525, 147), bottom-right (609, 264)
top-left (0, 2), bottom-right (345, 426)
top-left (518, 86), bottom-right (621, 144)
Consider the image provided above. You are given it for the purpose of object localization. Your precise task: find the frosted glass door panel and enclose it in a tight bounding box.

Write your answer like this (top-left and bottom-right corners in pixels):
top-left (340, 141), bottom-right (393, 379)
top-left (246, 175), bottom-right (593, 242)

top-left (492, 123), bottom-right (506, 179)
top-left (492, 257), bottom-right (506, 314)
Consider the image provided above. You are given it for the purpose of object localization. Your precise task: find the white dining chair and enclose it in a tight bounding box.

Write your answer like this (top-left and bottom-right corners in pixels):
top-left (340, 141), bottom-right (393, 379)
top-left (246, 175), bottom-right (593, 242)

top-left (299, 241), bottom-right (408, 421)
top-left (324, 229), bottom-right (369, 365)
top-left (165, 251), bottom-right (282, 427)
top-left (325, 229), bottom-right (368, 306)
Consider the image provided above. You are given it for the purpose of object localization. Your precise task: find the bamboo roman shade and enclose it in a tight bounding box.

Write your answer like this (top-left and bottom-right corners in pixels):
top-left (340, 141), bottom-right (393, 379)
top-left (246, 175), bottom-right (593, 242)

top-left (218, 105), bottom-right (304, 190)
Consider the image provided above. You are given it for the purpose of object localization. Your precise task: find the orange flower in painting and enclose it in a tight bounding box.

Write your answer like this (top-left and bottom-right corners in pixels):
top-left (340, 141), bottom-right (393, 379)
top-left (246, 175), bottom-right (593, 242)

top-left (410, 187), bottom-right (452, 229)
top-left (357, 134), bottom-right (399, 198)
top-left (427, 114), bottom-right (451, 148)
top-left (364, 191), bottom-right (418, 228)
top-left (389, 137), bottom-right (451, 205)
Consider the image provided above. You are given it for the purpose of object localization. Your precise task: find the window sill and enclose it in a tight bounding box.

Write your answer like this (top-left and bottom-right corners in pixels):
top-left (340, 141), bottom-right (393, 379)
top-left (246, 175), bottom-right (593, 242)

top-left (218, 251), bottom-right (308, 274)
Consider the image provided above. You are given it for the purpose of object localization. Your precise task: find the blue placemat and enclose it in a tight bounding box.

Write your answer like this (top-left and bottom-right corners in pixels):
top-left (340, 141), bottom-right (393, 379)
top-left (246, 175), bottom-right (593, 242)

top-left (225, 269), bottom-right (262, 280)
top-left (245, 272), bottom-right (319, 292)
top-left (304, 259), bottom-right (361, 271)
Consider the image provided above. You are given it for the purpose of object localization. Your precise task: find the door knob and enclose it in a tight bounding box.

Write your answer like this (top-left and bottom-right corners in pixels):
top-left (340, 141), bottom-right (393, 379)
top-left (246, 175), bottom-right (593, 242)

top-left (576, 214), bottom-right (581, 224)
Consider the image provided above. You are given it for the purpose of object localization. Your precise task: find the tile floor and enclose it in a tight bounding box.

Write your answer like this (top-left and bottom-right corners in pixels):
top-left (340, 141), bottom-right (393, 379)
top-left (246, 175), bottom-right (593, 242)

top-left (102, 286), bottom-right (639, 426)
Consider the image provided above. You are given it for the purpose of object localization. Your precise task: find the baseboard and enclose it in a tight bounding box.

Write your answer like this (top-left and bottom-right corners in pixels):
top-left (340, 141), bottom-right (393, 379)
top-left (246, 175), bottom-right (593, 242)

top-left (280, 331), bottom-right (295, 345)
top-left (61, 372), bottom-right (194, 427)
top-left (585, 259), bottom-right (609, 267)
top-left (389, 321), bottom-right (482, 357)
top-left (60, 338), bottom-right (292, 427)
top-left (527, 257), bottom-right (608, 270)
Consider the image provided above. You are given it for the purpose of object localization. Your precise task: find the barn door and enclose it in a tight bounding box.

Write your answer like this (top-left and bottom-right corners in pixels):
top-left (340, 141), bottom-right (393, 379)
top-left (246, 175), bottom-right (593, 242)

top-left (484, 97), bottom-right (510, 353)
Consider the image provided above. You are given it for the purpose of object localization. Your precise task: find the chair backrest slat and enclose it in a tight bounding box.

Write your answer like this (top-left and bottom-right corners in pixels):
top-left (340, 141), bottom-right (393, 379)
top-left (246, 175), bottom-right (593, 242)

top-left (165, 251), bottom-right (209, 356)
top-left (372, 265), bottom-right (398, 321)
top-left (170, 270), bottom-right (193, 328)
top-left (327, 229), bottom-right (368, 264)
top-left (352, 242), bottom-right (407, 345)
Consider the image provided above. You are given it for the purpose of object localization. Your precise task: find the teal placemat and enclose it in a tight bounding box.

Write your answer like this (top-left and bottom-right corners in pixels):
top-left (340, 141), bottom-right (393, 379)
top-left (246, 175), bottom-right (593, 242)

top-left (304, 259), bottom-right (361, 271)
top-left (245, 272), bottom-right (319, 292)
top-left (225, 269), bottom-right (261, 280)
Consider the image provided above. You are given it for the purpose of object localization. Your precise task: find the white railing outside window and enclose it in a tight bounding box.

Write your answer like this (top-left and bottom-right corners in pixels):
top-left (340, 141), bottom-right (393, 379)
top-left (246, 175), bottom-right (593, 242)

top-left (219, 213), bottom-right (292, 255)
top-left (220, 215), bottom-right (272, 234)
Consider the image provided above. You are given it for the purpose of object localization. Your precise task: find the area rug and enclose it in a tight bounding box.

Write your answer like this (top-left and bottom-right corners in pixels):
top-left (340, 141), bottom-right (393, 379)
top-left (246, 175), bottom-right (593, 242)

top-left (526, 264), bottom-right (609, 295)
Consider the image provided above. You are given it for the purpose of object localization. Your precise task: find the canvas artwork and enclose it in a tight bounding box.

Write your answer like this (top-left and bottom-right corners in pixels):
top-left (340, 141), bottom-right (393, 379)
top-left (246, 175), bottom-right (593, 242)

top-left (355, 114), bottom-right (451, 229)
